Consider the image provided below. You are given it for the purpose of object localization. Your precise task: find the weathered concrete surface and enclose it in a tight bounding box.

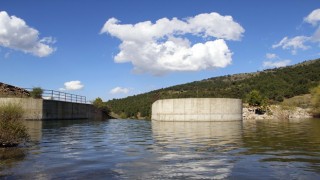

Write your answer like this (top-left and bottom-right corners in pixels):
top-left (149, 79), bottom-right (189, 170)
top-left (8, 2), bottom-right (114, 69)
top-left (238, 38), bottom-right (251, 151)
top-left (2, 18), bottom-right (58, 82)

top-left (152, 98), bottom-right (242, 122)
top-left (0, 98), bottom-right (104, 120)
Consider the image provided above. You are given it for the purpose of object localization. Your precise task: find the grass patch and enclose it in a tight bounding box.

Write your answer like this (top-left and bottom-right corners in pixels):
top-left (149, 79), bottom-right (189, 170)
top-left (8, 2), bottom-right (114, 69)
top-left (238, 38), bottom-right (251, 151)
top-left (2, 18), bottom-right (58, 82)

top-left (0, 103), bottom-right (29, 147)
top-left (281, 94), bottom-right (312, 109)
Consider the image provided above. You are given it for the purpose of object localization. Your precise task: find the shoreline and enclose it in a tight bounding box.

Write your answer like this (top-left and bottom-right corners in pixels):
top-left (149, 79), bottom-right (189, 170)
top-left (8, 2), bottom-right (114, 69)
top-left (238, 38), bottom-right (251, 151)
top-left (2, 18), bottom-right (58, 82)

top-left (243, 105), bottom-right (313, 120)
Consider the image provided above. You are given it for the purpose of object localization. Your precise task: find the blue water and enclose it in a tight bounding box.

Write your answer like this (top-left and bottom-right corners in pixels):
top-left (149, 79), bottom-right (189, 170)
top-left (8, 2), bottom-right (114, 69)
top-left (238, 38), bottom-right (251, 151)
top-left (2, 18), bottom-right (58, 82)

top-left (1, 119), bottom-right (320, 179)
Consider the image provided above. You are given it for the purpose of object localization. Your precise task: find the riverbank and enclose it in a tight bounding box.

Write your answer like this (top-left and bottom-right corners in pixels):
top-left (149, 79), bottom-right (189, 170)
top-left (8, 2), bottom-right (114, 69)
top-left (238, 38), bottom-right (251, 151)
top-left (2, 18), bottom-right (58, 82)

top-left (243, 105), bottom-right (312, 120)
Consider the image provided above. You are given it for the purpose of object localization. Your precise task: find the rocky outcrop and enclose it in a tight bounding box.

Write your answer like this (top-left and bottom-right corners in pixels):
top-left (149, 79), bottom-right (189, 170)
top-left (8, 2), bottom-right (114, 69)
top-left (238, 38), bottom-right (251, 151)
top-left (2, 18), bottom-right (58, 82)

top-left (243, 105), bottom-right (312, 120)
top-left (0, 82), bottom-right (30, 98)
top-left (243, 106), bottom-right (270, 120)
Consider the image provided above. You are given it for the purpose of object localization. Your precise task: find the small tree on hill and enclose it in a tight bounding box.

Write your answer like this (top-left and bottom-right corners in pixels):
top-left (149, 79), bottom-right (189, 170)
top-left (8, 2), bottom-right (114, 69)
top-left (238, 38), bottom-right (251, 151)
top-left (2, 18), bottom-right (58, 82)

top-left (93, 97), bottom-right (110, 115)
top-left (246, 90), bottom-right (268, 114)
top-left (246, 90), bottom-right (266, 106)
top-left (311, 84), bottom-right (320, 117)
top-left (30, 87), bottom-right (43, 99)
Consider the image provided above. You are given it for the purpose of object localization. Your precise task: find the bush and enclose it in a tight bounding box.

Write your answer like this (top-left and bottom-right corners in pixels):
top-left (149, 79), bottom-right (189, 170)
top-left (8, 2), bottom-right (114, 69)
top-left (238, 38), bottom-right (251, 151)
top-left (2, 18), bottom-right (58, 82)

top-left (281, 94), bottom-right (311, 109)
top-left (311, 85), bottom-right (320, 117)
top-left (119, 112), bottom-right (127, 119)
top-left (30, 87), bottom-right (43, 99)
top-left (246, 90), bottom-right (267, 107)
top-left (0, 103), bottom-right (29, 147)
top-left (92, 97), bottom-right (110, 117)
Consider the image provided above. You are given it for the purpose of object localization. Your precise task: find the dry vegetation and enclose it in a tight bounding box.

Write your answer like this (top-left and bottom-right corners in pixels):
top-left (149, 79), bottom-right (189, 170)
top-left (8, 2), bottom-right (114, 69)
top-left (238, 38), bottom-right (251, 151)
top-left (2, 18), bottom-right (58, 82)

top-left (281, 94), bottom-right (312, 109)
top-left (0, 103), bottom-right (29, 147)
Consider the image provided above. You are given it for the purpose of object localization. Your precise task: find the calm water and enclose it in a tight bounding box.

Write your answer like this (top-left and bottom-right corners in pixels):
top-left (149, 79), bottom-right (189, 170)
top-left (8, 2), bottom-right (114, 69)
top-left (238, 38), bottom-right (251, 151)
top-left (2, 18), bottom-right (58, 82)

top-left (1, 119), bottom-right (320, 179)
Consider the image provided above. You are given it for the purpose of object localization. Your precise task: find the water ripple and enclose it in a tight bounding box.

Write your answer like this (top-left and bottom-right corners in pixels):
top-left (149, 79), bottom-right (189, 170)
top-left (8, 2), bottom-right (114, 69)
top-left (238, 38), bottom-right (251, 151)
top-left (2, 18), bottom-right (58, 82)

top-left (1, 119), bottom-right (320, 179)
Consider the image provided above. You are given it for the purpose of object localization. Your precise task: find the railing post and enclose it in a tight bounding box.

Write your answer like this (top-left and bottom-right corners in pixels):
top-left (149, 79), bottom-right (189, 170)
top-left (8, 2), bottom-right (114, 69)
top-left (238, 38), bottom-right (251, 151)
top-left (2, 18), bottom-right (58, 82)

top-left (24, 88), bottom-right (87, 104)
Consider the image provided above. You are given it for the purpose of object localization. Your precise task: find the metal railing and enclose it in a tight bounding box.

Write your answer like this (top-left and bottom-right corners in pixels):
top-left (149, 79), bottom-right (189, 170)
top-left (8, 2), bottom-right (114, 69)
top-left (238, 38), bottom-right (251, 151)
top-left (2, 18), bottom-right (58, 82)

top-left (25, 88), bottom-right (87, 104)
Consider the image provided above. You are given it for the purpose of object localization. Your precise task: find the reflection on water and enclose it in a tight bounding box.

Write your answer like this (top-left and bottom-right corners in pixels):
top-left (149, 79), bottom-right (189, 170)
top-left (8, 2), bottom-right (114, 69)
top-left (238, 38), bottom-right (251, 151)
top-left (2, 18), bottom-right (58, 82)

top-left (0, 148), bottom-right (27, 178)
top-left (242, 119), bottom-right (320, 153)
top-left (240, 119), bottom-right (320, 179)
top-left (23, 120), bottom-right (43, 142)
top-left (1, 119), bottom-right (320, 179)
top-left (152, 121), bottom-right (242, 148)
top-left (150, 121), bottom-right (243, 179)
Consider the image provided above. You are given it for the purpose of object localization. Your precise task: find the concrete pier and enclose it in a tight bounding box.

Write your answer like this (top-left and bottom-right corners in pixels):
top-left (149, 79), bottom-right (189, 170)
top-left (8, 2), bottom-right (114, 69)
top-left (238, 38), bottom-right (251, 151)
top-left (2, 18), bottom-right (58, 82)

top-left (0, 98), bottom-right (104, 120)
top-left (152, 98), bottom-right (242, 122)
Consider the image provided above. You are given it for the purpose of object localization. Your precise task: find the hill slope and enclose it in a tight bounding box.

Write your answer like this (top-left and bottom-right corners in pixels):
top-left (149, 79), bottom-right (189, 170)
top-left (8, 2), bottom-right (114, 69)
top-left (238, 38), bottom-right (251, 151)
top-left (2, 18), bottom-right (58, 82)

top-left (0, 82), bottom-right (30, 98)
top-left (106, 58), bottom-right (320, 119)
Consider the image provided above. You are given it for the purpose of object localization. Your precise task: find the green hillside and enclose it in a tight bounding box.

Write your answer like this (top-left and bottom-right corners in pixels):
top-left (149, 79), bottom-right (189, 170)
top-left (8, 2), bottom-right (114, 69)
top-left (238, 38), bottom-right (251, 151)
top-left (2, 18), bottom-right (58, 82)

top-left (106, 58), bottom-right (320, 119)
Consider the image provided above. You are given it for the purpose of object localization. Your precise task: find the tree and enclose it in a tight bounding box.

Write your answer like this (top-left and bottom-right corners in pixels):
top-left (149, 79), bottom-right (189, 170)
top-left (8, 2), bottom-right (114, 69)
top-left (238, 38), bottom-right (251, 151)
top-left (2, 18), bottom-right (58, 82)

top-left (311, 84), bottom-right (320, 117)
top-left (246, 90), bottom-right (266, 106)
top-left (93, 97), bottom-right (104, 108)
top-left (93, 97), bottom-right (110, 115)
top-left (30, 87), bottom-right (43, 99)
top-left (246, 90), bottom-right (268, 114)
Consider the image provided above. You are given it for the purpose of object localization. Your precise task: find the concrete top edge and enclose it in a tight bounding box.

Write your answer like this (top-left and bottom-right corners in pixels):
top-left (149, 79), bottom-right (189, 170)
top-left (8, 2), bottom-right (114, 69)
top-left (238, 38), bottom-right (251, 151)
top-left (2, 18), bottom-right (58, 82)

top-left (153, 98), bottom-right (242, 103)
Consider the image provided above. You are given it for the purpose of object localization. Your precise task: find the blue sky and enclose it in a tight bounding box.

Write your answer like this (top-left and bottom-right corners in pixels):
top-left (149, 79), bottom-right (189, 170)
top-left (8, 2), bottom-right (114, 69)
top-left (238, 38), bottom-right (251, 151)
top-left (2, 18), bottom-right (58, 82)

top-left (0, 0), bottom-right (319, 101)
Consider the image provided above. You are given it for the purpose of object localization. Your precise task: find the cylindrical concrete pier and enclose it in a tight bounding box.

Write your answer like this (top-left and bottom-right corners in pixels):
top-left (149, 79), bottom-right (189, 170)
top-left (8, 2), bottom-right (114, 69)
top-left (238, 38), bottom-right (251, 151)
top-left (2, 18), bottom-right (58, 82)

top-left (152, 98), bottom-right (242, 122)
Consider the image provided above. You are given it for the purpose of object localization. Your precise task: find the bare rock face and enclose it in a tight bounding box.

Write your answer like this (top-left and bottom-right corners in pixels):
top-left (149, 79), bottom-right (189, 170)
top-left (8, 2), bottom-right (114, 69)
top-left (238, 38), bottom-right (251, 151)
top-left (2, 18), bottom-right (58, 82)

top-left (243, 105), bottom-right (312, 120)
top-left (242, 106), bottom-right (271, 120)
top-left (0, 82), bottom-right (30, 98)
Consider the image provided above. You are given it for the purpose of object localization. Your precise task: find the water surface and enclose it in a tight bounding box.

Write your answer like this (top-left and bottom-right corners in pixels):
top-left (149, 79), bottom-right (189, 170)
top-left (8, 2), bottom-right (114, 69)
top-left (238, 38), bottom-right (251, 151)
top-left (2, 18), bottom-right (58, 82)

top-left (1, 119), bottom-right (320, 179)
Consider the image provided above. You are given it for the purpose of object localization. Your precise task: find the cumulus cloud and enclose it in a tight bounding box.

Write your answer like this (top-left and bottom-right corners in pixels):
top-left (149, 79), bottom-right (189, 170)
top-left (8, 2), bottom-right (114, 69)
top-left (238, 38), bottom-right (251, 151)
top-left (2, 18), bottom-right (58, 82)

top-left (266, 53), bottom-right (278, 59)
top-left (101, 12), bottom-right (244, 75)
top-left (272, 36), bottom-right (310, 54)
top-left (304, 9), bottom-right (320, 43)
top-left (0, 11), bottom-right (55, 57)
top-left (311, 28), bottom-right (320, 42)
top-left (59, 81), bottom-right (84, 91)
top-left (263, 59), bottom-right (291, 68)
top-left (110, 87), bottom-right (129, 94)
top-left (304, 9), bottom-right (320, 26)
top-left (273, 9), bottom-right (320, 54)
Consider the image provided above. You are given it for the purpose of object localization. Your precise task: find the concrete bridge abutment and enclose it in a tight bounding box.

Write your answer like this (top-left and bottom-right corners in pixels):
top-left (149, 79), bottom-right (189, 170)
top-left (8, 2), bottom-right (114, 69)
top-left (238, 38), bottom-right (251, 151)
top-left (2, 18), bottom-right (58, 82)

top-left (0, 98), bottom-right (104, 120)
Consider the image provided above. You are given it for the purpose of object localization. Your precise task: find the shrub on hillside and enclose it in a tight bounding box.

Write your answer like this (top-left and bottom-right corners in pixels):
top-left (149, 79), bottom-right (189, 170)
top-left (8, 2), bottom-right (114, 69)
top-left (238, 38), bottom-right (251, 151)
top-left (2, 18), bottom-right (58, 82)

top-left (246, 90), bottom-right (268, 114)
top-left (30, 87), bottom-right (43, 99)
top-left (93, 97), bottom-right (110, 114)
top-left (0, 103), bottom-right (29, 147)
top-left (311, 85), bottom-right (320, 117)
top-left (246, 90), bottom-right (267, 106)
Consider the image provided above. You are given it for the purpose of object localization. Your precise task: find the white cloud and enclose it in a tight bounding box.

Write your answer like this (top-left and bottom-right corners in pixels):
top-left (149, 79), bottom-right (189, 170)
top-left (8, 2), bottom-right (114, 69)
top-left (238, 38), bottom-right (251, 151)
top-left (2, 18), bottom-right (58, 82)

top-left (263, 59), bottom-right (291, 68)
top-left (101, 12), bottom-right (244, 75)
top-left (4, 52), bottom-right (11, 59)
top-left (110, 87), bottom-right (129, 94)
top-left (0, 11), bottom-right (55, 57)
top-left (304, 9), bottom-right (320, 26)
top-left (273, 9), bottom-right (320, 54)
top-left (311, 27), bottom-right (320, 42)
top-left (272, 36), bottom-right (310, 54)
top-left (266, 53), bottom-right (278, 59)
top-left (59, 81), bottom-right (84, 91)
